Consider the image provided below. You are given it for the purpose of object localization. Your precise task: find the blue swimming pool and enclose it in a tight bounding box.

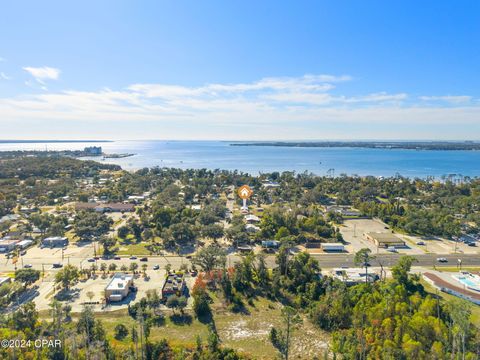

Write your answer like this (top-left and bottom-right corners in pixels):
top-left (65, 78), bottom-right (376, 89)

top-left (455, 274), bottom-right (480, 292)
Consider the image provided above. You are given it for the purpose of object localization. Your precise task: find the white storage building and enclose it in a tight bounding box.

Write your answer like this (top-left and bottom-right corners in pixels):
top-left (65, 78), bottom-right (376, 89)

top-left (321, 243), bottom-right (345, 252)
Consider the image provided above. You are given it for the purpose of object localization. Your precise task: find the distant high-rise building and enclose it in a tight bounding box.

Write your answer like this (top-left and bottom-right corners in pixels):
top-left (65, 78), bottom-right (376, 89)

top-left (84, 146), bottom-right (102, 156)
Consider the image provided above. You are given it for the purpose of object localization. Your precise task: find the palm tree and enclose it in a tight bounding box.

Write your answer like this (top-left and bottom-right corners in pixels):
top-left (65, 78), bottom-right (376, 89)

top-left (100, 263), bottom-right (107, 275)
top-left (86, 291), bottom-right (94, 303)
top-left (354, 248), bottom-right (375, 283)
top-left (108, 263), bottom-right (117, 273)
top-left (129, 262), bottom-right (138, 274)
top-left (90, 263), bottom-right (97, 275)
top-left (80, 268), bottom-right (89, 279)
top-left (141, 264), bottom-right (148, 276)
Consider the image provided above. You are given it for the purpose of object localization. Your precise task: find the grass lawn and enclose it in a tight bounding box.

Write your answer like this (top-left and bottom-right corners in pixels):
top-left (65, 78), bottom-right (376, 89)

top-left (64, 229), bottom-right (78, 243)
top-left (116, 242), bottom-right (150, 256)
top-left (115, 235), bottom-right (152, 256)
top-left (0, 272), bottom-right (15, 278)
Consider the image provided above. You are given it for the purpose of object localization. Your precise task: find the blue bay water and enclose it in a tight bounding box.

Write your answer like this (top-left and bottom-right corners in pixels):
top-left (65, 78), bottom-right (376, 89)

top-left (0, 140), bottom-right (479, 178)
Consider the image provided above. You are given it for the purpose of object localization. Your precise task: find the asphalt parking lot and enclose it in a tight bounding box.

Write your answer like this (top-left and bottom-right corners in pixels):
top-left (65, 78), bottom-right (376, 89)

top-left (34, 269), bottom-right (196, 313)
top-left (340, 218), bottom-right (425, 255)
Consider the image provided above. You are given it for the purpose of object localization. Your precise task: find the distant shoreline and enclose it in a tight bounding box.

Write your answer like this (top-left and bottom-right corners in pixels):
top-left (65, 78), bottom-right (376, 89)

top-left (230, 141), bottom-right (480, 151)
top-left (0, 140), bottom-right (112, 143)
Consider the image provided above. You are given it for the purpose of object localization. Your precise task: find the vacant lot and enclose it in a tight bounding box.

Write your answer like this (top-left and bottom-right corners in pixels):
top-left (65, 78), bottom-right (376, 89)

top-left (213, 296), bottom-right (329, 359)
top-left (52, 295), bottom-right (329, 359)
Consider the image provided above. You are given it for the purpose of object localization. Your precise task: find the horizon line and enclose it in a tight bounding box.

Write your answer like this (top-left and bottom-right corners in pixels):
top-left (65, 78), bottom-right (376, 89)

top-left (1, 139), bottom-right (480, 143)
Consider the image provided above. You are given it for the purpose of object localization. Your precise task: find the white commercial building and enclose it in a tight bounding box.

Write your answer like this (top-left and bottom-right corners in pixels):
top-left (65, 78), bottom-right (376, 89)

top-left (41, 237), bottom-right (68, 247)
top-left (105, 273), bottom-right (134, 302)
top-left (17, 240), bottom-right (34, 249)
top-left (331, 268), bottom-right (379, 285)
top-left (321, 243), bottom-right (345, 252)
top-left (0, 239), bottom-right (20, 252)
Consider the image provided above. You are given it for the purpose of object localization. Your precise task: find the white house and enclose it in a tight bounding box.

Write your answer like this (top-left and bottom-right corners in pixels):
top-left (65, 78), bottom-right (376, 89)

top-left (245, 214), bottom-right (260, 223)
top-left (245, 224), bottom-right (260, 233)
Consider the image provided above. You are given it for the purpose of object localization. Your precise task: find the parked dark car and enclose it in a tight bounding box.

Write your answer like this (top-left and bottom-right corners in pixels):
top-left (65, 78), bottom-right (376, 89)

top-left (140, 257), bottom-right (148, 262)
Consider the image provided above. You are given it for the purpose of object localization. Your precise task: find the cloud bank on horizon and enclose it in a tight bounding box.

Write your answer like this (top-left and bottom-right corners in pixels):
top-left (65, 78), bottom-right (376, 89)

top-left (0, 1), bottom-right (478, 140)
top-left (0, 68), bottom-right (478, 140)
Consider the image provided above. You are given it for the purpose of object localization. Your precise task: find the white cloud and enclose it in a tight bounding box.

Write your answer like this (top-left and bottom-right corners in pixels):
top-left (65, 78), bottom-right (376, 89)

top-left (264, 91), bottom-right (408, 105)
top-left (0, 72), bottom-right (10, 80)
top-left (23, 66), bottom-right (60, 84)
top-left (0, 74), bottom-right (478, 139)
top-left (343, 92), bottom-right (408, 103)
top-left (419, 95), bottom-right (472, 104)
top-left (264, 92), bottom-right (334, 104)
top-left (128, 74), bottom-right (347, 99)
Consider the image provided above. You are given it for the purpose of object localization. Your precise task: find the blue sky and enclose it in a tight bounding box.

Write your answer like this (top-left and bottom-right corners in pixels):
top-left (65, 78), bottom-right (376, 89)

top-left (0, 0), bottom-right (479, 140)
